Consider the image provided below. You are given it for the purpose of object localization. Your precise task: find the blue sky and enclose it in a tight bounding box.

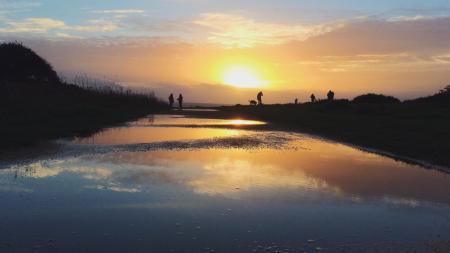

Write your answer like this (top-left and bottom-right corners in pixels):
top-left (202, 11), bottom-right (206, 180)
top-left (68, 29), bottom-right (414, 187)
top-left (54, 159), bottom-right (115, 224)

top-left (2, 0), bottom-right (450, 38)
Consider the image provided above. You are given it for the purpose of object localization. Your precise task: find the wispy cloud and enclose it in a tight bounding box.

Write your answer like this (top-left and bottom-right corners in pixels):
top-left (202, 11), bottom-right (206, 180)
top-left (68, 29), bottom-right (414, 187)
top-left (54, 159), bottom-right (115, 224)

top-left (193, 13), bottom-right (344, 48)
top-left (296, 53), bottom-right (426, 73)
top-left (0, 17), bottom-right (118, 34)
top-left (387, 15), bottom-right (435, 22)
top-left (69, 19), bottom-right (119, 32)
top-left (0, 18), bottom-right (66, 33)
top-left (91, 9), bottom-right (146, 14)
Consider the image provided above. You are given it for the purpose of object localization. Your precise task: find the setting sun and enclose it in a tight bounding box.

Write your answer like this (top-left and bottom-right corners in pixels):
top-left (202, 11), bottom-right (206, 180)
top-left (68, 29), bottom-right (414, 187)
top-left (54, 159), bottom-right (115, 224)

top-left (222, 66), bottom-right (266, 88)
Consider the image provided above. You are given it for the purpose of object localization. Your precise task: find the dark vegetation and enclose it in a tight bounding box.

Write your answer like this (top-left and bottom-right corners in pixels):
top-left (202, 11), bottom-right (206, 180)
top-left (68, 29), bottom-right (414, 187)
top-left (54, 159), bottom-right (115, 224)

top-left (0, 42), bottom-right (167, 150)
top-left (220, 87), bottom-right (450, 168)
top-left (353, 93), bottom-right (400, 104)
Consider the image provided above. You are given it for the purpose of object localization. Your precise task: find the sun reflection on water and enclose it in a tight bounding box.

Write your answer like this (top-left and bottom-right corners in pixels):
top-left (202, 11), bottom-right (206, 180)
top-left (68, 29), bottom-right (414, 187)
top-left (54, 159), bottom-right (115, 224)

top-left (228, 119), bottom-right (266, 126)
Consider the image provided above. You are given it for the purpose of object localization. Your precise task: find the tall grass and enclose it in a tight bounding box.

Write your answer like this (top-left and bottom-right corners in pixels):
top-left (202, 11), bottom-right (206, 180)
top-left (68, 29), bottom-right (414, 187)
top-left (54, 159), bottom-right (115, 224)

top-left (0, 42), bottom-right (168, 149)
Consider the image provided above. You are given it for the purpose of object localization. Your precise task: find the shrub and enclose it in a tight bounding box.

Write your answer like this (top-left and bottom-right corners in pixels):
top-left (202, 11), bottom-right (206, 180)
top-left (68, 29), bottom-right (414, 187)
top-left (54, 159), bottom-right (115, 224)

top-left (353, 93), bottom-right (400, 104)
top-left (0, 42), bottom-right (59, 84)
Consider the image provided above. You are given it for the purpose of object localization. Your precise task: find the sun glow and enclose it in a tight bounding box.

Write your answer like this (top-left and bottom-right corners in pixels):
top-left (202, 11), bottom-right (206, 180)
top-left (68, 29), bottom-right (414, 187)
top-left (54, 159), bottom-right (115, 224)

top-left (229, 119), bottom-right (266, 125)
top-left (222, 66), bottom-right (266, 88)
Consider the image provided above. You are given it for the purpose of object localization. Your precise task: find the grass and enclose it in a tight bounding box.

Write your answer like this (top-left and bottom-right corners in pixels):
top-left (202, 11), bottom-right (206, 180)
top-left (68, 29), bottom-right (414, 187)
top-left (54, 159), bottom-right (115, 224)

top-left (0, 80), bottom-right (167, 151)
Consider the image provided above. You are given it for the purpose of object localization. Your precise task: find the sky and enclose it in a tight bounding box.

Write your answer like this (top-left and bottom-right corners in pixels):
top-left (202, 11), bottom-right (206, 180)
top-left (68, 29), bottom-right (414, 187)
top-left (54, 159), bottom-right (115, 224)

top-left (1, 0), bottom-right (450, 103)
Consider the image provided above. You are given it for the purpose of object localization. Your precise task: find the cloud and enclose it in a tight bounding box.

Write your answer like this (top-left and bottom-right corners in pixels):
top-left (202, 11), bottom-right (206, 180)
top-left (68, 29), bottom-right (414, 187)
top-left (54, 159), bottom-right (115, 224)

top-left (55, 32), bottom-right (81, 39)
top-left (0, 17), bottom-right (119, 34)
top-left (0, 18), bottom-right (66, 33)
top-left (193, 13), bottom-right (344, 48)
top-left (282, 17), bottom-right (450, 58)
top-left (295, 53), bottom-right (429, 73)
top-left (91, 9), bottom-right (146, 14)
top-left (432, 54), bottom-right (450, 64)
top-left (386, 15), bottom-right (434, 22)
top-left (68, 19), bottom-right (119, 32)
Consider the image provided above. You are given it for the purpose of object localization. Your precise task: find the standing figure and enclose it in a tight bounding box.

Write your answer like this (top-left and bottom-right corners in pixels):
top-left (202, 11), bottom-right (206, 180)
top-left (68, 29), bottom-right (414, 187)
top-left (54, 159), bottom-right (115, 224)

top-left (295, 98), bottom-right (298, 105)
top-left (327, 90), bottom-right (335, 101)
top-left (257, 91), bottom-right (264, 105)
top-left (168, 93), bottom-right (174, 108)
top-left (177, 94), bottom-right (183, 109)
top-left (310, 94), bottom-right (316, 103)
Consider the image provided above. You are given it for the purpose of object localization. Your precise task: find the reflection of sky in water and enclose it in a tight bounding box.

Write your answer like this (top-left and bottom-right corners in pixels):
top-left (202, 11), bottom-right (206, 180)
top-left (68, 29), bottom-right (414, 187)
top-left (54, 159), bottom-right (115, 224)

top-left (72, 115), bottom-right (265, 145)
top-left (130, 115), bottom-right (266, 126)
top-left (1, 115), bottom-right (450, 252)
top-left (131, 114), bottom-right (266, 126)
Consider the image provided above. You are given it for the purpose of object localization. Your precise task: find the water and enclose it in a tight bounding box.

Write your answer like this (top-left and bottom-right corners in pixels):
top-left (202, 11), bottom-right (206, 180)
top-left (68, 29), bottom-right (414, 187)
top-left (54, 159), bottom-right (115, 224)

top-left (1, 114), bottom-right (449, 253)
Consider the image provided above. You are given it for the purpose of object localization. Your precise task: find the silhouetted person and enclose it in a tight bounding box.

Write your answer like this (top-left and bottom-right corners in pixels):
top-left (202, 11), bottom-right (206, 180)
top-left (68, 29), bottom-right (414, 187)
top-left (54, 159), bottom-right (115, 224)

top-left (310, 94), bottom-right (316, 103)
top-left (327, 90), bottom-right (335, 101)
top-left (177, 94), bottom-right (183, 109)
top-left (257, 91), bottom-right (263, 105)
top-left (295, 98), bottom-right (298, 105)
top-left (168, 93), bottom-right (174, 108)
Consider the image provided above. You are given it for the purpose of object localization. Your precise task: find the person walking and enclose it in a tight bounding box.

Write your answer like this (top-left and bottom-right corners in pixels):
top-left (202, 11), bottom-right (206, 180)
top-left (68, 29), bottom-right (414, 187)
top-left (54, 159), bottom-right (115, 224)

top-left (257, 91), bottom-right (264, 105)
top-left (310, 94), bottom-right (316, 103)
top-left (327, 90), bottom-right (335, 101)
top-left (168, 93), bottom-right (174, 108)
top-left (177, 94), bottom-right (183, 109)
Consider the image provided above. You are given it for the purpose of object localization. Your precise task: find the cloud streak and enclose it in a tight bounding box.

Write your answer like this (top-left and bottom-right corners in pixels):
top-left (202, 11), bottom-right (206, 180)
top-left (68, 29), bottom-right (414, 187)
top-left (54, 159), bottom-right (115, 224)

top-left (91, 9), bottom-right (146, 14)
top-left (0, 17), bottom-right (119, 34)
top-left (193, 13), bottom-right (345, 48)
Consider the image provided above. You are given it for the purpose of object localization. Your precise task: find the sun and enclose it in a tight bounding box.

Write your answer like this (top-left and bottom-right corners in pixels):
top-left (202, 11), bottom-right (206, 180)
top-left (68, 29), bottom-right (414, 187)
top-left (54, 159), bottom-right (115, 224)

top-left (222, 66), bottom-right (265, 88)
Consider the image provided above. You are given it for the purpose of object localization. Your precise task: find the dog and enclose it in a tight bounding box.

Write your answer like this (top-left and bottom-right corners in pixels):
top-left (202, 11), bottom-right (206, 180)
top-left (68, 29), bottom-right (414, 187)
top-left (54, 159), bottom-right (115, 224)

top-left (249, 100), bottom-right (257, 105)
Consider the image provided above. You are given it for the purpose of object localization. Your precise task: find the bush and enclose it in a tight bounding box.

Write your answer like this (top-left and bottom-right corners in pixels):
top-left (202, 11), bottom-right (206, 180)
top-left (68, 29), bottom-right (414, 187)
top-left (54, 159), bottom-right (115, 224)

top-left (406, 85), bottom-right (450, 105)
top-left (353, 93), bottom-right (400, 104)
top-left (0, 42), bottom-right (59, 84)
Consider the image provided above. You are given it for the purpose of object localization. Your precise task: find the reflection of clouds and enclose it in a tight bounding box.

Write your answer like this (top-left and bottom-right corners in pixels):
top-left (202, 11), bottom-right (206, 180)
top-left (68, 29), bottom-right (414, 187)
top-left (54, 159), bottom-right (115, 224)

top-left (2, 149), bottom-right (446, 208)
top-left (27, 167), bottom-right (61, 178)
top-left (382, 197), bottom-right (420, 207)
top-left (3, 157), bottom-right (335, 198)
top-left (33, 167), bottom-right (112, 180)
top-left (1, 160), bottom-right (108, 179)
top-left (86, 185), bottom-right (140, 193)
top-left (13, 161), bottom-right (113, 180)
top-left (189, 158), bottom-right (335, 196)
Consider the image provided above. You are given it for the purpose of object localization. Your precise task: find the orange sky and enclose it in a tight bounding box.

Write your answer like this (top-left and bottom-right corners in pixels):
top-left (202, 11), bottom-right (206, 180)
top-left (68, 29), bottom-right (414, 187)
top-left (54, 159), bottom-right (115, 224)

top-left (2, 1), bottom-right (450, 103)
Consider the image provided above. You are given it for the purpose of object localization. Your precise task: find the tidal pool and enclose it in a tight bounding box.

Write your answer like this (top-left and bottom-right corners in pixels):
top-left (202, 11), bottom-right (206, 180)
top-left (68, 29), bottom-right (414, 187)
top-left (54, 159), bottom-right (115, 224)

top-left (0, 114), bottom-right (449, 252)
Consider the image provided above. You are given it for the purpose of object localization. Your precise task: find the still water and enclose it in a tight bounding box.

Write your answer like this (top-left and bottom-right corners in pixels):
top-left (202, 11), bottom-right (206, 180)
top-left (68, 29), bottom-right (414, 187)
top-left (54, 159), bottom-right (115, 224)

top-left (0, 114), bottom-right (449, 252)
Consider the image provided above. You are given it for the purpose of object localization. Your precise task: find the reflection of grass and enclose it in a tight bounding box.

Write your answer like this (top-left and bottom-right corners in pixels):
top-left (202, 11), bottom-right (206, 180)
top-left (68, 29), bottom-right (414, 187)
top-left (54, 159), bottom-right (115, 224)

top-left (219, 99), bottom-right (450, 168)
